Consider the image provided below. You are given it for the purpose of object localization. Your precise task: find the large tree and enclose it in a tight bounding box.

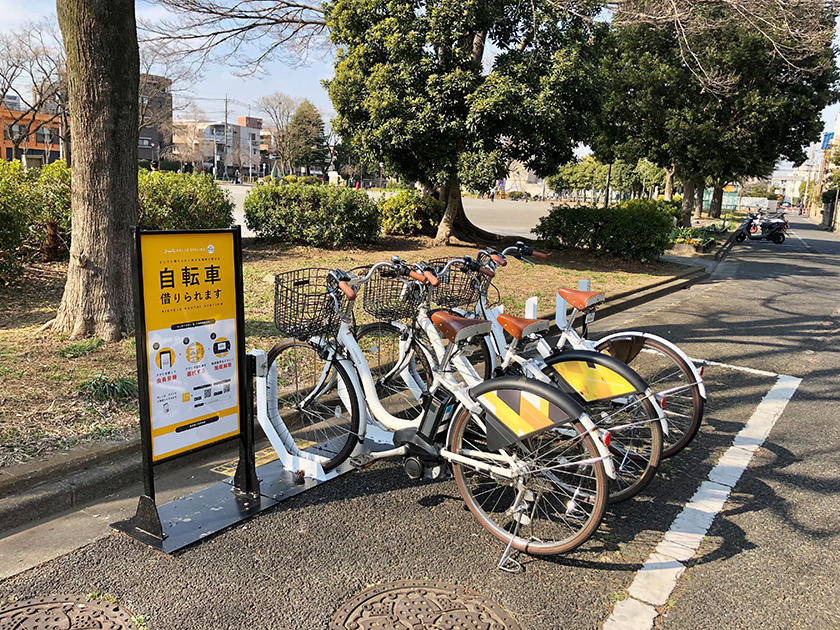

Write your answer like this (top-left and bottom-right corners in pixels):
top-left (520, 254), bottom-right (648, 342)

top-left (595, 18), bottom-right (837, 225)
top-left (51, 0), bottom-right (139, 340)
top-left (287, 99), bottom-right (327, 176)
top-left (326, 0), bottom-right (603, 243)
top-left (256, 91), bottom-right (300, 176)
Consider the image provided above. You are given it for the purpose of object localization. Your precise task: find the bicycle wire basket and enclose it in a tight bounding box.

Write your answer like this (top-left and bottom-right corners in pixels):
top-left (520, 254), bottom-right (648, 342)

top-left (427, 258), bottom-right (488, 308)
top-left (353, 265), bottom-right (422, 321)
top-left (274, 268), bottom-right (347, 340)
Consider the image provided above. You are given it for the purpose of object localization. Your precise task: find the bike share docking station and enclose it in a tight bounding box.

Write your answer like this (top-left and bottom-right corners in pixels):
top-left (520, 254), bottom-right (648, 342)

top-left (113, 227), bottom-right (389, 553)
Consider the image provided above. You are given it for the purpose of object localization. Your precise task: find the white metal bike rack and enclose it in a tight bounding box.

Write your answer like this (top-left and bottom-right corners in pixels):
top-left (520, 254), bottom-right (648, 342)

top-left (252, 349), bottom-right (394, 483)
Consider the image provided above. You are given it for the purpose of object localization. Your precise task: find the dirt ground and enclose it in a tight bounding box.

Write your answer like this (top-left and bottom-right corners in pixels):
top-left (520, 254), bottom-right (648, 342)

top-left (0, 236), bottom-right (686, 468)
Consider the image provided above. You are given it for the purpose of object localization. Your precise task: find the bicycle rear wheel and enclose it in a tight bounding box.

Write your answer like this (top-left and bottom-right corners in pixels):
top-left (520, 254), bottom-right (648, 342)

top-left (544, 351), bottom-right (663, 503)
top-left (596, 335), bottom-right (703, 458)
top-left (355, 322), bottom-right (432, 421)
top-left (267, 339), bottom-right (360, 471)
top-left (450, 408), bottom-right (608, 555)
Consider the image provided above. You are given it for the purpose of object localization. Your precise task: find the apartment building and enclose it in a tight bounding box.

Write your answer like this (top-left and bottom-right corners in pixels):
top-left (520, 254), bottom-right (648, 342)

top-left (1, 95), bottom-right (62, 166)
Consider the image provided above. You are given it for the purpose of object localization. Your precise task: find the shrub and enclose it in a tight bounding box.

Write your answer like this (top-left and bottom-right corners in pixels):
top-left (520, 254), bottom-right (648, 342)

top-left (28, 159), bottom-right (72, 261)
top-left (534, 202), bottom-right (672, 261)
top-left (822, 189), bottom-right (837, 204)
top-left (0, 160), bottom-right (32, 282)
top-left (282, 175), bottom-right (322, 186)
top-left (378, 191), bottom-right (444, 236)
top-left (138, 171), bottom-right (235, 230)
top-left (620, 198), bottom-right (680, 220)
top-left (244, 182), bottom-right (380, 247)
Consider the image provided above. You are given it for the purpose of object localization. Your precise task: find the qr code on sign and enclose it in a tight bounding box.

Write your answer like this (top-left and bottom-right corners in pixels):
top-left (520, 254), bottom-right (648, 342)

top-left (224, 384), bottom-right (230, 393)
top-left (204, 389), bottom-right (211, 399)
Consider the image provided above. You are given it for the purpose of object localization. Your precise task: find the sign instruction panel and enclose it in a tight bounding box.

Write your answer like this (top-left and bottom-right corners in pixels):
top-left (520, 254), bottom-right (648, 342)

top-left (138, 231), bottom-right (242, 461)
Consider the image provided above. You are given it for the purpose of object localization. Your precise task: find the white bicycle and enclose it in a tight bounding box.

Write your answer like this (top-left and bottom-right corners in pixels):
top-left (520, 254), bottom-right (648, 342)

top-left (265, 262), bottom-right (612, 565)
top-left (355, 256), bottom-right (665, 503)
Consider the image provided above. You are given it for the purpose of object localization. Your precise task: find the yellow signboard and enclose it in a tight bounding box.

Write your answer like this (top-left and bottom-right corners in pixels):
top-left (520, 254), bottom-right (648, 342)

top-left (139, 231), bottom-right (241, 461)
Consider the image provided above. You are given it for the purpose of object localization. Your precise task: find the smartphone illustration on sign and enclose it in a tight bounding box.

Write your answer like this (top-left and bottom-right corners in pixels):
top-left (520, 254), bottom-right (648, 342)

top-left (159, 349), bottom-right (173, 369)
top-left (213, 340), bottom-right (230, 355)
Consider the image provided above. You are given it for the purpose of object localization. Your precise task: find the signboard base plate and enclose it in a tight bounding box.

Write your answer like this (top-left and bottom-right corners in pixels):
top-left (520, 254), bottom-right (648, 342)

top-left (112, 436), bottom-right (389, 553)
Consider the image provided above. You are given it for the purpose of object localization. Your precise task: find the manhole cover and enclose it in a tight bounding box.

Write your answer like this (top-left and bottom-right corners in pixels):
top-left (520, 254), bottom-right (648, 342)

top-left (330, 580), bottom-right (521, 630)
top-left (0, 595), bottom-right (137, 629)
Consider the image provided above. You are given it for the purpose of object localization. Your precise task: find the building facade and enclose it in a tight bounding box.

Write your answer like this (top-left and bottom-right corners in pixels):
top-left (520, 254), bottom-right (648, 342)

top-left (1, 102), bottom-right (62, 166)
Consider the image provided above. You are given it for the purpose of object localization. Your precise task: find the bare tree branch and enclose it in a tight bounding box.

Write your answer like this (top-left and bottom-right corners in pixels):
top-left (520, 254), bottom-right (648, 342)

top-left (140, 0), bottom-right (329, 74)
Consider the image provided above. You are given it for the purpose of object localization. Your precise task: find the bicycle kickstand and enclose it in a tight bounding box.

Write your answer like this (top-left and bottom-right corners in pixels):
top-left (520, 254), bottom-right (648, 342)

top-left (498, 488), bottom-right (528, 573)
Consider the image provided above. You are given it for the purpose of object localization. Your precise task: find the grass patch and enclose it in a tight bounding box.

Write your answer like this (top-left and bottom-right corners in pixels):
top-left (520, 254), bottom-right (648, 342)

top-left (80, 375), bottom-right (138, 403)
top-left (59, 337), bottom-right (103, 358)
top-left (0, 238), bottom-right (688, 467)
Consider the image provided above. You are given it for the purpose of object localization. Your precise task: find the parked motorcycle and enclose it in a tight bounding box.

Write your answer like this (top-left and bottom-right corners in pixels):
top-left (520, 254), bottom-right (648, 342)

top-left (735, 213), bottom-right (788, 244)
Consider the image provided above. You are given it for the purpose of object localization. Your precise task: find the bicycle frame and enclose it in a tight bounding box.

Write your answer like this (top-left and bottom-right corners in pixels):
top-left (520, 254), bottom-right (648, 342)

top-left (380, 304), bottom-right (617, 479)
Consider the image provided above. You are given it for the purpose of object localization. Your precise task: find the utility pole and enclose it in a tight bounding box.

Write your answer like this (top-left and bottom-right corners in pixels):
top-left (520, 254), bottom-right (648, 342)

top-left (804, 143), bottom-right (815, 206)
top-left (224, 94), bottom-right (229, 181)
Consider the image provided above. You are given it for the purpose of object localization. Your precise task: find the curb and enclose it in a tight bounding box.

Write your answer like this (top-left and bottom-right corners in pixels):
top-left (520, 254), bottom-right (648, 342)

top-left (0, 264), bottom-right (710, 534)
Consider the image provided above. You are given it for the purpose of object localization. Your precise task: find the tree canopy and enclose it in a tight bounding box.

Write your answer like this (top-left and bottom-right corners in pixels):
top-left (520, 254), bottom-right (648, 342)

top-left (325, 0), bottom-right (604, 242)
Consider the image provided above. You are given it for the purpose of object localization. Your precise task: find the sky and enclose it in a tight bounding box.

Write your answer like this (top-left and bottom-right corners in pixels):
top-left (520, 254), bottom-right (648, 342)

top-left (2, 0), bottom-right (839, 173)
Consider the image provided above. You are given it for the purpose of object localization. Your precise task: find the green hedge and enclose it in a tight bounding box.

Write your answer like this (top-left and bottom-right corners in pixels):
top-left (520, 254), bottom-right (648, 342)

top-left (378, 191), bottom-right (444, 236)
top-left (534, 200), bottom-right (672, 261)
top-left (244, 182), bottom-right (379, 247)
top-left (0, 161), bottom-right (32, 282)
top-left (138, 171), bottom-right (235, 230)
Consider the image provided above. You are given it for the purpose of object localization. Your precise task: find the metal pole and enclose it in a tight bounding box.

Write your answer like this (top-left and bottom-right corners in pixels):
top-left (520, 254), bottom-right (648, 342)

top-left (224, 95), bottom-right (229, 180)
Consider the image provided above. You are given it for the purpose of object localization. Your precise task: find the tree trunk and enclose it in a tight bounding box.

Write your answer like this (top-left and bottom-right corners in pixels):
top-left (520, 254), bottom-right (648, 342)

top-left (694, 182), bottom-right (705, 218)
top-left (53, 0), bottom-right (139, 341)
top-left (434, 175), bottom-right (499, 245)
top-left (604, 162), bottom-right (612, 208)
top-left (709, 186), bottom-right (724, 218)
top-left (664, 166), bottom-right (675, 201)
top-left (681, 176), bottom-right (696, 227)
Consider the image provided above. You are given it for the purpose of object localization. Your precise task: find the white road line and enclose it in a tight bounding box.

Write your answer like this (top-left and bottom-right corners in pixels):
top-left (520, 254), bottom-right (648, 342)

top-left (690, 358), bottom-right (780, 378)
top-left (602, 370), bottom-right (802, 630)
top-left (788, 230), bottom-right (812, 250)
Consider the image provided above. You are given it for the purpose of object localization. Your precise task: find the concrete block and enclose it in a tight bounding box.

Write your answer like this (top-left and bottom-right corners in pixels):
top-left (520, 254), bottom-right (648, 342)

top-left (602, 598), bottom-right (658, 630)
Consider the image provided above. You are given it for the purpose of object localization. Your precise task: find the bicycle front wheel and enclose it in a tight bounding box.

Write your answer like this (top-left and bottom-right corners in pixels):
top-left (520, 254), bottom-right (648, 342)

top-left (267, 339), bottom-right (360, 471)
top-left (450, 408), bottom-right (608, 555)
top-left (596, 335), bottom-right (703, 458)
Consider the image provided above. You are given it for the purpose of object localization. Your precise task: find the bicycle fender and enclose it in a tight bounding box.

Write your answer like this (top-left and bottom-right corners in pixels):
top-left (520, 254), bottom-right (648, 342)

top-left (470, 376), bottom-right (582, 445)
top-left (543, 350), bottom-right (646, 403)
top-left (596, 331), bottom-right (707, 399)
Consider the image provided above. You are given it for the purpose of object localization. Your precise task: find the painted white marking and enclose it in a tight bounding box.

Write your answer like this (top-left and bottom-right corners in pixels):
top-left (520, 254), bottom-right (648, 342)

top-left (788, 230), bottom-right (812, 250)
top-left (690, 358), bottom-right (780, 378)
top-left (604, 598), bottom-right (658, 630)
top-left (602, 368), bottom-right (802, 629)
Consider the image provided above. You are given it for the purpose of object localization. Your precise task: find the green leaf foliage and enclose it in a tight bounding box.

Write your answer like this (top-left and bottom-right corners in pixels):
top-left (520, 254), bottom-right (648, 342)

top-left (137, 172), bottom-right (235, 230)
top-left (379, 191), bottom-right (444, 236)
top-left (325, 0), bottom-right (603, 190)
top-left (0, 160), bottom-right (33, 282)
top-left (244, 182), bottom-right (380, 247)
top-left (534, 199), bottom-right (672, 261)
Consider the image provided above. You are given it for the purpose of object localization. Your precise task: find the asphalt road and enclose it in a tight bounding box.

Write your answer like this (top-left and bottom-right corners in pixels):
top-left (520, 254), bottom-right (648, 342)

top-left (1, 216), bottom-right (838, 629)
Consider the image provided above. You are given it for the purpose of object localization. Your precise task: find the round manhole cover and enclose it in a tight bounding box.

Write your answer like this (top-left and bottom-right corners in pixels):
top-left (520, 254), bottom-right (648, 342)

top-left (330, 580), bottom-right (521, 630)
top-left (0, 595), bottom-right (138, 629)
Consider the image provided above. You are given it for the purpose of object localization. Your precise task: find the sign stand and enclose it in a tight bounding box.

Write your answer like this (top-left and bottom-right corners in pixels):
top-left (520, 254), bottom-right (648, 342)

top-left (114, 227), bottom-right (261, 550)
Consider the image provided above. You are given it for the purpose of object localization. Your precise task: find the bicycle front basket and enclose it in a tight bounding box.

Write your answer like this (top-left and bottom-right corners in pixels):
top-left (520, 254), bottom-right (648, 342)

top-left (274, 268), bottom-right (346, 340)
top-left (360, 265), bottom-right (422, 321)
top-left (427, 258), bottom-right (483, 308)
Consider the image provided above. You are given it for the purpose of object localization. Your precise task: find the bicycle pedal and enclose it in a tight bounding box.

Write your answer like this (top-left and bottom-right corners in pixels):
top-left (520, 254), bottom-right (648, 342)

top-left (349, 453), bottom-right (375, 468)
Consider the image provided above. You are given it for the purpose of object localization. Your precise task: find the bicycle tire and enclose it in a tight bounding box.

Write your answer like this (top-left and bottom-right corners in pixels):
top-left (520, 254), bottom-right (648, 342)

top-left (266, 339), bottom-right (360, 471)
top-left (543, 351), bottom-right (662, 503)
top-left (595, 335), bottom-right (703, 459)
top-left (355, 322), bottom-right (432, 420)
top-left (450, 393), bottom-right (608, 555)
